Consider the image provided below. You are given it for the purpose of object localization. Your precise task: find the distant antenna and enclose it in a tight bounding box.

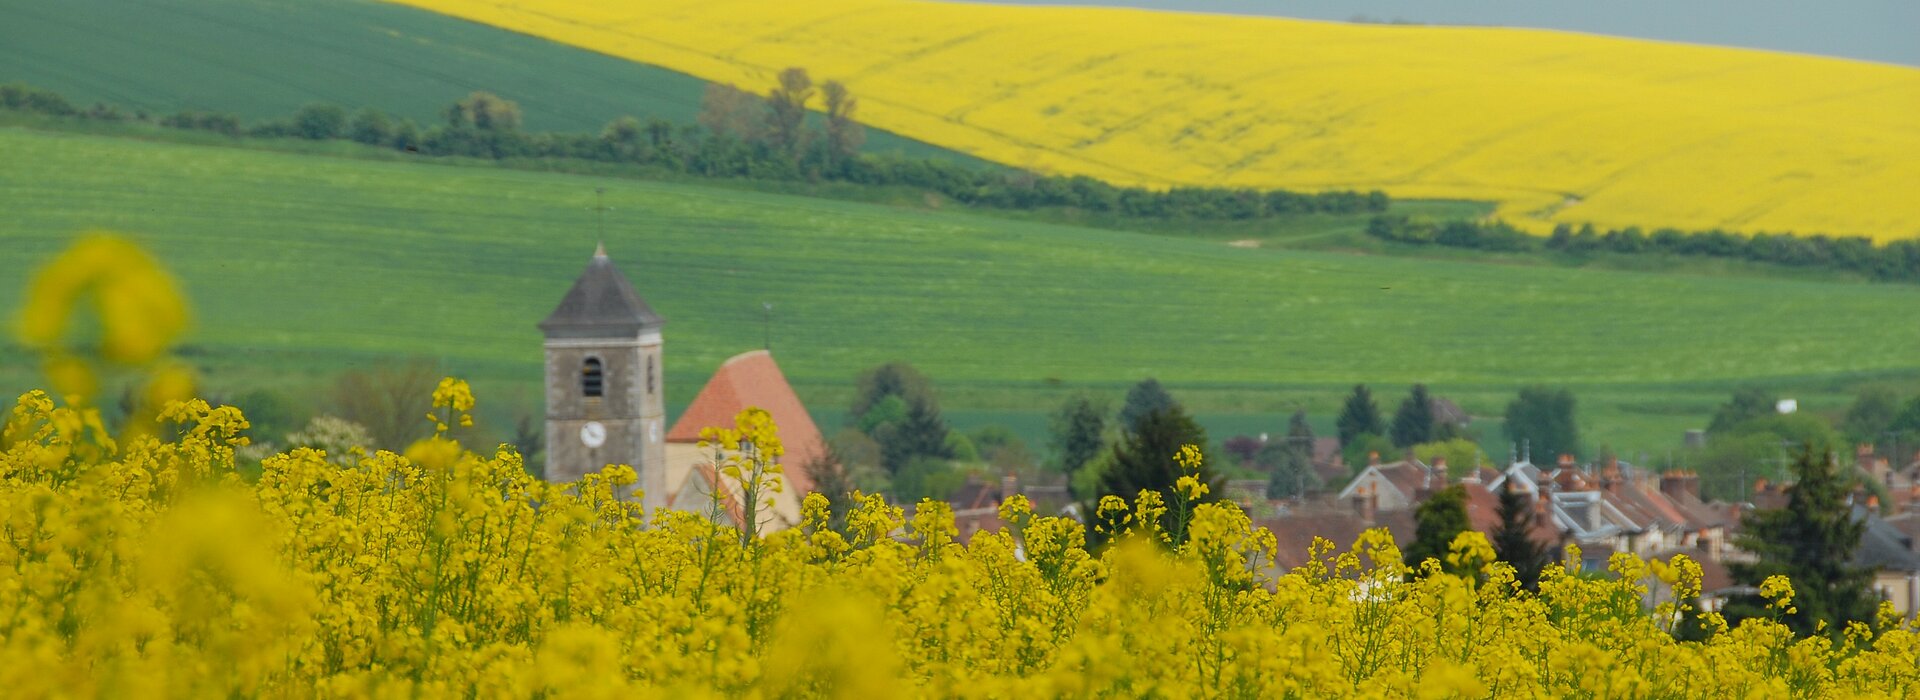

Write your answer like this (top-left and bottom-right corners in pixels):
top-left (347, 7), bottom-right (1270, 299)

top-left (593, 187), bottom-right (608, 242)
top-left (762, 302), bottom-right (774, 350)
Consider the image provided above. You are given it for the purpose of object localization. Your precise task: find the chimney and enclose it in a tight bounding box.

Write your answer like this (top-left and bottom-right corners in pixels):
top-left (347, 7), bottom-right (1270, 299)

top-left (1000, 473), bottom-right (1018, 501)
top-left (1868, 494), bottom-right (1881, 511)
top-left (1368, 451), bottom-right (1381, 466)
top-left (1351, 483), bottom-right (1378, 523)
top-left (1558, 453), bottom-right (1576, 470)
top-left (1431, 456), bottom-right (1448, 476)
top-left (1754, 477), bottom-right (1769, 494)
top-left (1659, 471), bottom-right (1701, 500)
top-left (1859, 443), bottom-right (1877, 467)
top-left (1600, 460), bottom-right (1622, 493)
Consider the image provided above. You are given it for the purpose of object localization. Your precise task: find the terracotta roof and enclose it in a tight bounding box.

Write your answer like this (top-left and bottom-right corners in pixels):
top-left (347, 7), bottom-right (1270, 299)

top-left (665, 350), bottom-right (823, 495)
top-left (1459, 482), bottom-right (1503, 534)
top-left (539, 247), bottom-right (663, 338)
top-left (1666, 489), bottom-right (1727, 530)
top-left (1259, 509), bottom-right (1417, 571)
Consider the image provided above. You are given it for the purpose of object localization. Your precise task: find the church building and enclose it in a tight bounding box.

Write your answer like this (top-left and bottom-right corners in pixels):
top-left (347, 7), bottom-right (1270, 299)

top-left (540, 245), bottom-right (820, 530)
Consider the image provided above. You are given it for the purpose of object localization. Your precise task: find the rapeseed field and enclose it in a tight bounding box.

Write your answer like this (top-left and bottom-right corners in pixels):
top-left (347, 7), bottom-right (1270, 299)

top-left (388, 0), bottom-right (1920, 240)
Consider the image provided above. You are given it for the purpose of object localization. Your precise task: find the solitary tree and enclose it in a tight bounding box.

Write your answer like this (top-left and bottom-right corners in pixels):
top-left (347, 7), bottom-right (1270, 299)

top-left (1708, 387), bottom-right (1778, 435)
top-left (1505, 385), bottom-right (1580, 461)
top-left (1265, 411), bottom-right (1317, 499)
top-left (850, 363), bottom-right (950, 476)
top-left (347, 108), bottom-right (392, 146)
top-left (1337, 384), bottom-right (1382, 446)
top-left (698, 84), bottom-right (766, 143)
top-left (1119, 378), bottom-right (1176, 435)
top-left (820, 79), bottom-right (864, 168)
top-left (1403, 485), bottom-right (1470, 573)
top-left (1049, 393), bottom-right (1108, 495)
top-left (1726, 446), bottom-right (1876, 638)
top-left (802, 443), bottom-right (857, 533)
top-left (765, 67), bottom-right (815, 158)
top-left (444, 91), bottom-right (521, 131)
top-left (329, 358), bottom-right (440, 451)
top-left (1490, 485), bottom-right (1550, 589)
top-left (1390, 384), bottom-right (1436, 448)
top-left (1843, 387), bottom-right (1898, 445)
top-left (293, 103), bottom-right (347, 140)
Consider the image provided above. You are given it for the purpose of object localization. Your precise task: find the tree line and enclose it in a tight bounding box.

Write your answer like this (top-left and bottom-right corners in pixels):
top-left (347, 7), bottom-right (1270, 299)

top-left (0, 76), bottom-right (1387, 222)
top-left (1366, 213), bottom-right (1920, 284)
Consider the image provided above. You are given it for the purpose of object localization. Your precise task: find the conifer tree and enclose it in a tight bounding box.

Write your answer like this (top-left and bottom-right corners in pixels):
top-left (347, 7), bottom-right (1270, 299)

top-left (1097, 404), bottom-right (1218, 539)
top-left (1049, 393), bottom-right (1108, 494)
top-left (1266, 411), bottom-right (1318, 499)
top-left (1391, 384), bottom-right (1436, 448)
top-left (1119, 378), bottom-right (1176, 435)
top-left (1504, 386), bottom-right (1580, 462)
top-left (1336, 384), bottom-right (1382, 446)
top-left (1726, 446), bottom-right (1876, 638)
top-left (1490, 485), bottom-right (1550, 589)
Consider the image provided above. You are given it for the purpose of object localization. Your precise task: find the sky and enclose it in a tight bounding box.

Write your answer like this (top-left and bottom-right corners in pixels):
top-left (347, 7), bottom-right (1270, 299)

top-left (987, 0), bottom-right (1920, 67)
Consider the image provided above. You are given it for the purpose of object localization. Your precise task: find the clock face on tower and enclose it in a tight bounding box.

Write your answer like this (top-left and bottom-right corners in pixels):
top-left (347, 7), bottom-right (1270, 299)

top-left (580, 421), bottom-right (607, 448)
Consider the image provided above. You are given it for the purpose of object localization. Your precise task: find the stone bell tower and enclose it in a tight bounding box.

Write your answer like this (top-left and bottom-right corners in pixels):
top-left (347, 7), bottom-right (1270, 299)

top-left (539, 243), bottom-right (666, 509)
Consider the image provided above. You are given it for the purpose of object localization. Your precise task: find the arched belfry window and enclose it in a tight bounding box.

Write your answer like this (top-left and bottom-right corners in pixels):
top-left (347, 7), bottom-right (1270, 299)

top-left (582, 357), bottom-right (605, 397)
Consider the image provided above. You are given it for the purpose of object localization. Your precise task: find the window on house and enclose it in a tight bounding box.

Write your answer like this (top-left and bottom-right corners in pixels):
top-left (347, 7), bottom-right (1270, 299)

top-left (582, 357), bottom-right (604, 397)
top-left (647, 355), bottom-right (656, 395)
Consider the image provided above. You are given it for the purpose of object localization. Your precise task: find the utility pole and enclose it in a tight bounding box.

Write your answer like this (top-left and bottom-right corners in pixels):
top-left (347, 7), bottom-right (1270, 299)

top-left (594, 187), bottom-right (607, 242)
top-left (762, 302), bottom-right (773, 350)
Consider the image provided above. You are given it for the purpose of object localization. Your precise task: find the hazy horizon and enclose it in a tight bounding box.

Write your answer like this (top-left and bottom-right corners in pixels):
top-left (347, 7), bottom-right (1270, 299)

top-left (984, 0), bottom-right (1920, 67)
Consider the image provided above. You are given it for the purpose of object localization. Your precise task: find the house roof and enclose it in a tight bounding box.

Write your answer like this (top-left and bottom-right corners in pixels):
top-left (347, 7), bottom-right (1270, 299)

top-left (1259, 509), bottom-right (1417, 571)
top-left (539, 245), bottom-right (664, 339)
top-left (667, 463), bottom-right (747, 528)
top-left (1855, 506), bottom-right (1920, 573)
top-left (666, 350), bottom-right (823, 495)
top-left (1459, 481), bottom-right (1504, 534)
top-left (1666, 488), bottom-right (1728, 530)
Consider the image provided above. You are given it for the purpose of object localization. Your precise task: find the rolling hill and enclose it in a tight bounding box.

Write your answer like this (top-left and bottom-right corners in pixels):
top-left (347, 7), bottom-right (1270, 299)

top-left (0, 0), bottom-right (965, 160)
top-left (4, 125), bottom-right (1919, 456)
top-left (387, 0), bottom-right (1920, 240)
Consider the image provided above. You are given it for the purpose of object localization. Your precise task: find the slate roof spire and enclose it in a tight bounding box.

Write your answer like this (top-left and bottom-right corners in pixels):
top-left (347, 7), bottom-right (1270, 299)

top-left (539, 245), bottom-right (663, 339)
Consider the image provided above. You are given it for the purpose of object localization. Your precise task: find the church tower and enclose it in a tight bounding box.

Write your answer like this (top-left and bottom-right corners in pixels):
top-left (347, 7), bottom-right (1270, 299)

top-left (540, 244), bottom-right (667, 509)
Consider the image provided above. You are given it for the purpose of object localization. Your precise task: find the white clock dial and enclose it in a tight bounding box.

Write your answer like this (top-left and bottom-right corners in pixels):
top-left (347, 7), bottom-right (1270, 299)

top-left (580, 421), bottom-right (607, 448)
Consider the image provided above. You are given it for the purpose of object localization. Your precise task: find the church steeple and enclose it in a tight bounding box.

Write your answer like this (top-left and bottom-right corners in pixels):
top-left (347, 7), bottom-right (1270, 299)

top-left (541, 245), bottom-right (667, 509)
top-left (539, 244), bottom-right (663, 339)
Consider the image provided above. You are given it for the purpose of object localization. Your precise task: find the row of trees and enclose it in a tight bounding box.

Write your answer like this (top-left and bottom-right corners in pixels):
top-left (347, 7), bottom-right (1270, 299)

top-left (1365, 213), bottom-right (1920, 283)
top-left (1334, 383), bottom-right (1470, 465)
top-left (0, 78), bottom-right (1388, 222)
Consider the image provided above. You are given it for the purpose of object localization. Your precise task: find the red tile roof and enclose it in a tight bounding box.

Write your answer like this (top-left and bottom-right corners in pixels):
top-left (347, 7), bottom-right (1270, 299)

top-left (665, 350), bottom-right (823, 494)
top-left (1459, 482), bottom-right (1503, 534)
top-left (1259, 509), bottom-right (1417, 571)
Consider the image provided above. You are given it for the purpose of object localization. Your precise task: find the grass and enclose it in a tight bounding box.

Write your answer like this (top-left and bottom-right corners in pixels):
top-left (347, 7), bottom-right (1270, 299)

top-left (0, 0), bottom-right (971, 162)
top-left (5, 126), bottom-right (1920, 460)
top-left (392, 0), bottom-right (1920, 240)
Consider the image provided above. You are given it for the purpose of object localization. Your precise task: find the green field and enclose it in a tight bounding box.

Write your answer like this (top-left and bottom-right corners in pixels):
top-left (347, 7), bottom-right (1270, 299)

top-left (4, 125), bottom-right (1919, 462)
top-left (0, 0), bottom-right (965, 161)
